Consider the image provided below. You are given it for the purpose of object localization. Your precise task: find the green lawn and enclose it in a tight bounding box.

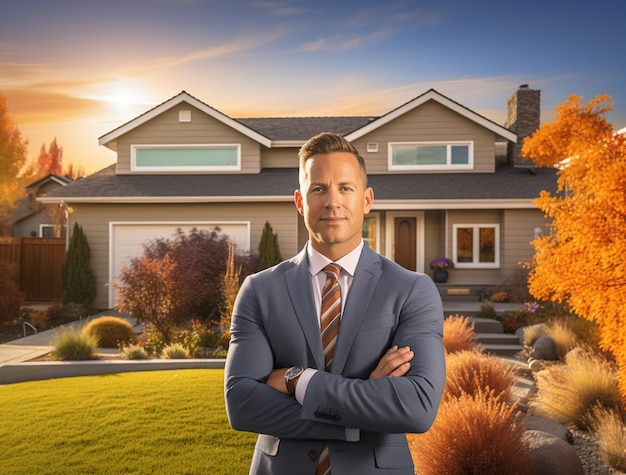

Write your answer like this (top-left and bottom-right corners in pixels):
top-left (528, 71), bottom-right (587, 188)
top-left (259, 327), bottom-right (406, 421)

top-left (0, 369), bottom-right (256, 474)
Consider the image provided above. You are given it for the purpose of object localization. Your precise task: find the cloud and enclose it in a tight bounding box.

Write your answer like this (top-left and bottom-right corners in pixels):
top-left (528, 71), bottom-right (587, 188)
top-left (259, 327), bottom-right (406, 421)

top-left (253, 2), bottom-right (309, 16)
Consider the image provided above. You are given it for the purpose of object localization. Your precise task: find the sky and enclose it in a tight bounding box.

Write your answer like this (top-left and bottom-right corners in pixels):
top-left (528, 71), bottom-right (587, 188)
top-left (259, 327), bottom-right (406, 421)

top-left (1, 0), bottom-right (625, 175)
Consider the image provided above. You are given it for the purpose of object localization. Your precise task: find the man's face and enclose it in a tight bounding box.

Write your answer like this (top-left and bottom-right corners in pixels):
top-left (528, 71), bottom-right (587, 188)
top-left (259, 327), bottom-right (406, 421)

top-left (294, 151), bottom-right (373, 260)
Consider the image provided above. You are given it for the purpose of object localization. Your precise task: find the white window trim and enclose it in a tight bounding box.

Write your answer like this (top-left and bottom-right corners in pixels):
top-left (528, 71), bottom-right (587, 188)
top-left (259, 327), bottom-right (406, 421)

top-left (131, 144), bottom-right (241, 172)
top-left (452, 223), bottom-right (500, 269)
top-left (388, 141), bottom-right (474, 171)
top-left (39, 224), bottom-right (55, 237)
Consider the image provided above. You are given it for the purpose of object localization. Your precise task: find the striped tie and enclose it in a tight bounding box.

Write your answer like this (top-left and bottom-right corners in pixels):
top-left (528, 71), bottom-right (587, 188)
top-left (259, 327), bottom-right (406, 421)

top-left (317, 263), bottom-right (342, 475)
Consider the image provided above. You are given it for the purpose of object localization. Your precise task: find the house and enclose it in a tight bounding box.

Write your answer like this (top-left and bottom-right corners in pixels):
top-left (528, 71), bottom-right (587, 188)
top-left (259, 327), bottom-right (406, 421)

top-left (11, 174), bottom-right (73, 238)
top-left (39, 85), bottom-right (558, 310)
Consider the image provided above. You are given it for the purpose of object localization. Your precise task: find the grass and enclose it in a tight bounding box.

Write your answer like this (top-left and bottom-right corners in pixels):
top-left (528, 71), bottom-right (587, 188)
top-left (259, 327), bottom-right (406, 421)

top-left (0, 369), bottom-right (256, 474)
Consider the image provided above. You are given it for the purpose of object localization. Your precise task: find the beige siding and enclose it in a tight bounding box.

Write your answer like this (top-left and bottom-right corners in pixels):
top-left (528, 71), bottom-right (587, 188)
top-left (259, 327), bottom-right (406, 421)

top-left (351, 100), bottom-right (497, 174)
top-left (261, 147), bottom-right (299, 168)
top-left (502, 209), bottom-right (549, 276)
top-left (115, 104), bottom-right (261, 175)
top-left (68, 202), bottom-right (300, 309)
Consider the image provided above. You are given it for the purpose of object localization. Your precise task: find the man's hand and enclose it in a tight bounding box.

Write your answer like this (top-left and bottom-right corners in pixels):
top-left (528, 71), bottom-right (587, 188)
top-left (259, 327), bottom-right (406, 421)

top-left (267, 368), bottom-right (289, 393)
top-left (369, 345), bottom-right (414, 379)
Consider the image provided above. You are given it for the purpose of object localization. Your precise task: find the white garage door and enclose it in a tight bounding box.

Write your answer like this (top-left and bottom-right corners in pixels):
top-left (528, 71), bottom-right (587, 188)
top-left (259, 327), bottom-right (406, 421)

top-left (109, 221), bottom-right (250, 308)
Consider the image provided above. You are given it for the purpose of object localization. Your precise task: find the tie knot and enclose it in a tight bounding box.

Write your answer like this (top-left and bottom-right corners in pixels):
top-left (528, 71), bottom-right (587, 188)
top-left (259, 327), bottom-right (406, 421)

top-left (324, 263), bottom-right (341, 280)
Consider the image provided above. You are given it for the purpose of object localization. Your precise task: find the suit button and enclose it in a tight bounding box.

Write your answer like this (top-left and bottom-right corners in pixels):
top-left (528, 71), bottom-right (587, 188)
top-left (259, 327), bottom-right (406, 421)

top-left (307, 450), bottom-right (318, 461)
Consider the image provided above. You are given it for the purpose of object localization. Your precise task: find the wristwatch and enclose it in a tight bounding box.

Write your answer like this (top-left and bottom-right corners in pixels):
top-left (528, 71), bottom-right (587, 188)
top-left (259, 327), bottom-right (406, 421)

top-left (284, 366), bottom-right (304, 395)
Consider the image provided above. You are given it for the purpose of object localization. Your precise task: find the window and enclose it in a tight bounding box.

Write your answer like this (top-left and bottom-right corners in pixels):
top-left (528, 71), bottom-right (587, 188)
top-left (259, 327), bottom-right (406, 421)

top-left (362, 214), bottom-right (379, 252)
top-left (388, 141), bottom-right (473, 170)
top-left (453, 224), bottom-right (499, 268)
top-left (131, 144), bottom-right (241, 171)
top-left (40, 224), bottom-right (56, 238)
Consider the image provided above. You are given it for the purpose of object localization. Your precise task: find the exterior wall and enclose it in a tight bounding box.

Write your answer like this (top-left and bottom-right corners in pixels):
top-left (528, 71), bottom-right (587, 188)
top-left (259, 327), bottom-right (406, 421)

top-left (68, 201), bottom-right (299, 310)
top-left (261, 147), bottom-right (299, 168)
top-left (115, 103), bottom-right (262, 174)
top-left (351, 100), bottom-right (498, 174)
top-left (501, 208), bottom-right (548, 276)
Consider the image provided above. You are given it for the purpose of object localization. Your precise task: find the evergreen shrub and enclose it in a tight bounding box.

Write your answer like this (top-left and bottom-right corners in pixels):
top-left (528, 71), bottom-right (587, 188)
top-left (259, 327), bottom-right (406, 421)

top-left (83, 316), bottom-right (136, 348)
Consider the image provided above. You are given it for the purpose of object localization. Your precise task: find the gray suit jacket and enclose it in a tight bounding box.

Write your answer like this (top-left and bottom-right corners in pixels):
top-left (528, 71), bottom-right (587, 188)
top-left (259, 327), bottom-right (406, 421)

top-left (225, 243), bottom-right (445, 474)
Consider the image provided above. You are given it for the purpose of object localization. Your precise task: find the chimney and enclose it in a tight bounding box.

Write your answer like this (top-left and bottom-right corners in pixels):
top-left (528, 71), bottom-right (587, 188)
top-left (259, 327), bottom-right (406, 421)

top-left (504, 84), bottom-right (540, 167)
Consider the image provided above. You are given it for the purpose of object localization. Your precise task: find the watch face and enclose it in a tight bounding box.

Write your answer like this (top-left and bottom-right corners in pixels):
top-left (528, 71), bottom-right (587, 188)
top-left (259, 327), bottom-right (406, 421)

top-left (286, 366), bottom-right (303, 379)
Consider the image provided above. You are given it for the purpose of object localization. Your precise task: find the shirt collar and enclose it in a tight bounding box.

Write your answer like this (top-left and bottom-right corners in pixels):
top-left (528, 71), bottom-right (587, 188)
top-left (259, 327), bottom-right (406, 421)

top-left (307, 241), bottom-right (363, 277)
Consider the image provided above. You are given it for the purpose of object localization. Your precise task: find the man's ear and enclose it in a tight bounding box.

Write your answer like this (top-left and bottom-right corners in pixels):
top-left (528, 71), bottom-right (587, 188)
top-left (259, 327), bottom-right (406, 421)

top-left (364, 187), bottom-right (374, 213)
top-left (294, 189), bottom-right (304, 216)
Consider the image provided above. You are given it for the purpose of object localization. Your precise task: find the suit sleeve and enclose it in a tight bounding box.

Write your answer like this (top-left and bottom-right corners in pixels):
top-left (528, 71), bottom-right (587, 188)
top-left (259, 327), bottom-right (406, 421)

top-left (224, 273), bottom-right (348, 441)
top-left (300, 273), bottom-right (446, 434)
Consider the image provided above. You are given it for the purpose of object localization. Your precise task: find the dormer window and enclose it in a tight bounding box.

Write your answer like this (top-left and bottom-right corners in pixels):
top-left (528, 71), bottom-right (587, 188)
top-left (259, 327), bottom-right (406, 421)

top-left (131, 144), bottom-right (241, 172)
top-left (388, 141), bottom-right (473, 170)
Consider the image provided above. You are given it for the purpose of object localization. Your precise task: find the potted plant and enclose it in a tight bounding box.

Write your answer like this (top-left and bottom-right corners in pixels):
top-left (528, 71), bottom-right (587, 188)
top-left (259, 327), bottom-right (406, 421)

top-left (429, 257), bottom-right (453, 283)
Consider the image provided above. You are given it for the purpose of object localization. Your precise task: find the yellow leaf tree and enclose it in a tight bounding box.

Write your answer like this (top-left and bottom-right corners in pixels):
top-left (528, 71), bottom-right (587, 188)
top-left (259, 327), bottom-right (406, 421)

top-left (522, 94), bottom-right (626, 405)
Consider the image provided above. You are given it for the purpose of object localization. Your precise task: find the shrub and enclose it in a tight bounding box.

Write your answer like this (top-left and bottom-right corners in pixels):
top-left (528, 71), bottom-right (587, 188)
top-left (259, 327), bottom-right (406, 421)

top-left (591, 407), bottom-right (626, 471)
top-left (530, 349), bottom-right (621, 428)
top-left (60, 302), bottom-right (88, 323)
top-left (443, 315), bottom-right (476, 354)
top-left (476, 303), bottom-right (498, 320)
top-left (490, 291), bottom-right (509, 302)
top-left (409, 389), bottom-right (532, 475)
top-left (60, 222), bottom-right (96, 308)
top-left (161, 343), bottom-right (189, 359)
top-left (120, 344), bottom-right (149, 360)
top-left (29, 309), bottom-right (49, 329)
top-left (443, 350), bottom-right (516, 403)
top-left (115, 228), bottom-right (251, 343)
top-left (52, 326), bottom-right (99, 360)
top-left (522, 324), bottom-right (546, 348)
top-left (256, 221), bottom-right (283, 271)
top-left (83, 316), bottom-right (136, 348)
top-left (180, 319), bottom-right (221, 357)
top-left (0, 262), bottom-right (24, 325)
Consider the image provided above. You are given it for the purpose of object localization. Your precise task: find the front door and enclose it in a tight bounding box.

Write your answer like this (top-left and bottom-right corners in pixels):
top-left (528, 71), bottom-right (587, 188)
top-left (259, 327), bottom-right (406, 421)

top-left (394, 217), bottom-right (416, 271)
top-left (385, 211), bottom-right (424, 272)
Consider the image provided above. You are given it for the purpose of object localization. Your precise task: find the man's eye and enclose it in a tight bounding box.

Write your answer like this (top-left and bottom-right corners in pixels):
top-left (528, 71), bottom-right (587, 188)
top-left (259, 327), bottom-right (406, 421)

top-left (340, 186), bottom-right (353, 192)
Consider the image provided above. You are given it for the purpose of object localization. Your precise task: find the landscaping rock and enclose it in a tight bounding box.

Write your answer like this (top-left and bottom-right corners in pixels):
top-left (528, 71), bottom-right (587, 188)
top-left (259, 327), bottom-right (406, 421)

top-left (529, 335), bottom-right (558, 361)
top-left (525, 416), bottom-right (572, 443)
top-left (524, 430), bottom-right (584, 475)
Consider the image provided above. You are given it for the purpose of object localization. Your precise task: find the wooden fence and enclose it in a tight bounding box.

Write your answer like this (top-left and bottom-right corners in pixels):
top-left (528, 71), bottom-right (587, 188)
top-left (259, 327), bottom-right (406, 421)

top-left (0, 237), bottom-right (66, 302)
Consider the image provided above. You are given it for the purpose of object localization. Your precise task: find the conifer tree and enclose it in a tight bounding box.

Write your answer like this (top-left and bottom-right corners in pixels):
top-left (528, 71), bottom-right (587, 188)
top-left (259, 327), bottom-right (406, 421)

top-left (61, 222), bottom-right (96, 308)
top-left (256, 221), bottom-right (283, 271)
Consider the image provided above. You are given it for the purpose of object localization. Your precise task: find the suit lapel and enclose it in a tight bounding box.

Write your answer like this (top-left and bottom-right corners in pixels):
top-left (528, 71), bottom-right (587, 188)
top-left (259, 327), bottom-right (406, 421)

top-left (331, 246), bottom-right (382, 374)
top-left (285, 250), bottom-right (326, 369)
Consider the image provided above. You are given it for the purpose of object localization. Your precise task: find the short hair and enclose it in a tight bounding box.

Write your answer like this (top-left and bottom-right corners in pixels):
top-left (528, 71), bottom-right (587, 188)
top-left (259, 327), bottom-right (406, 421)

top-left (298, 132), bottom-right (367, 187)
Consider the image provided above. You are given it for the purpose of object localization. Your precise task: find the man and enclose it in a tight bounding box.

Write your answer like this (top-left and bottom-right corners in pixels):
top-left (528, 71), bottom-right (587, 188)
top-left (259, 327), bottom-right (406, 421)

top-left (225, 132), bottom-right (445, 474)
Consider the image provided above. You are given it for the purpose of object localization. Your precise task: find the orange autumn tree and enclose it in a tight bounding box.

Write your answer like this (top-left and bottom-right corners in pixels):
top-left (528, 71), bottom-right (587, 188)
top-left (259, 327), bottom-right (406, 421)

top-left (522, 94), bottom-right (626, 404)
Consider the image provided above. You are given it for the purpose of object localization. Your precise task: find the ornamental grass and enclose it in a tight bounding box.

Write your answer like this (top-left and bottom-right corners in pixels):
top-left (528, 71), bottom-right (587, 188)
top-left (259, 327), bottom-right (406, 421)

top-left (530, 348), bottom-right (621, 429)
top-left (443, 349), bottom-right (516, 404)
top-left (409, 389), bottom-right (532, 475)
top-left (443, 314), bottom-right (476, 354)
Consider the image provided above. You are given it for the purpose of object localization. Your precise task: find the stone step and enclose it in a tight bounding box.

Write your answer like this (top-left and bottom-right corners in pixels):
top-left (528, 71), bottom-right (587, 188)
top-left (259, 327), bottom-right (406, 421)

top-left (470, 317), bottom-right (503, 334)
top-left (475, 332), bottom-right (521, 346)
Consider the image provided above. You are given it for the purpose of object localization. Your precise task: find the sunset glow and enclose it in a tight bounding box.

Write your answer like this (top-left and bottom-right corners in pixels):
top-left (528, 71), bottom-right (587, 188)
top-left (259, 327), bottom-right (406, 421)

top-left (1, 0), bottom-right (624, 174)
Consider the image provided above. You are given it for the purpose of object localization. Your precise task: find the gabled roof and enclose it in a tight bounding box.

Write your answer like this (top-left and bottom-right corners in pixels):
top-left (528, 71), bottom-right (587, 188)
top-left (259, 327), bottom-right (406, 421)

top-left (98, 91), bottom-right (273, 150)
top-left (98, 89), bottom-right (517, 150)
top-left (345, 89), bottom-right (517, 143)
top-left (25, 173), bottom-right (73, 190)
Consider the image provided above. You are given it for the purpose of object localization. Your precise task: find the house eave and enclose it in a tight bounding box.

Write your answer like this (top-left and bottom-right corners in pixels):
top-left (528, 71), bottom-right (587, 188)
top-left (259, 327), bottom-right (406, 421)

top-left (372, 199), bottom-right (536, 210)
top-left (345, 89), bottom-right (518, 143)
top-left (98, 92), bottom-right (272, 149)
top-left (37, 195), bottom-right (294, 204)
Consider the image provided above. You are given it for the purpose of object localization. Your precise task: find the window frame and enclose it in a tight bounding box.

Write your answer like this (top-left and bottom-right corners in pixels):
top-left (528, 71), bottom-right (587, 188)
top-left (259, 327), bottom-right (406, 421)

top-left (452, 223), bottom-right (500, 268)
top-left (131, 144), bottom-right (241, 172)
top-left (388, 141), bottom-right (473, 170)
